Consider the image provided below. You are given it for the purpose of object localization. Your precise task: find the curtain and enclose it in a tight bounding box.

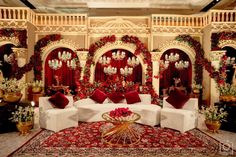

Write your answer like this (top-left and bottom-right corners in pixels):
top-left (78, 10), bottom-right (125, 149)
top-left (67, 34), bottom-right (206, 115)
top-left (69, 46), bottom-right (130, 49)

top-left (160, 49), bottom-right (192, 94)
top-left (44, 48), bottom-right (78, 90)
top-left (95, 49), bottom-right (142, 84)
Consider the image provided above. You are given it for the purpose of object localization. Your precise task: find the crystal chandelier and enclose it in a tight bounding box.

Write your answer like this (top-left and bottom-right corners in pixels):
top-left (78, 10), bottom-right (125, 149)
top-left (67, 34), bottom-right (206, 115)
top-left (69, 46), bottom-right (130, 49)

top-left (226, 57), bottom-right (235, 65)
top-left (48, 59), bottom-right (62, 70)
top-left (58, 51), bottom-right (71, 62)
top-left (98, 56), bottom-right (111, 65)
top-left (160, 60), bottom-right (169, 70)
top-left (103, 66), bottom-right (117, 75)
top-left (67, 59), bottom-right (77, 69)
top-left (175, 60), bottom-right (189, 70)
top-left (120, 66), bottom-right (133, 77)
top-left (112, 50), bottom-right (126, 60)
top-left (127, 57), bottom-right (140, 67)
top-left (165, 53), bottom-right (179, 62)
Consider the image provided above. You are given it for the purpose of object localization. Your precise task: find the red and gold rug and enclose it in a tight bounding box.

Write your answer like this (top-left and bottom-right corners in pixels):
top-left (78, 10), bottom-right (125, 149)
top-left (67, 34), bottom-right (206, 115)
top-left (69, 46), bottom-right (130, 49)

top-left (8, 122), bottom-right (235, 157)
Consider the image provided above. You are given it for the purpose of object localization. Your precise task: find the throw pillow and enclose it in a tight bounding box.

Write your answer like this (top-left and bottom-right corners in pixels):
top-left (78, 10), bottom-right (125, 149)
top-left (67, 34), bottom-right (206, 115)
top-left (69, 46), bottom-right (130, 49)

top-left (48, 92), bottom-right (69, 109)
top-left (166, 88), bottom-right (190, 109)
top-left (90, 89), bottom-right (107, 104)
top-left (125, 91), bottom-right (141, 104)
top-left (108, 92), bottom-right (125, 103)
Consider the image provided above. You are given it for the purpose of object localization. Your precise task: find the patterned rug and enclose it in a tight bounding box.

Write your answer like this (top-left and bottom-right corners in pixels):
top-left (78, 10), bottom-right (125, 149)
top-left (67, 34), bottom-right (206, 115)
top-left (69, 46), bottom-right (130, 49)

top-left (8, 122), bottom-right (236, 157)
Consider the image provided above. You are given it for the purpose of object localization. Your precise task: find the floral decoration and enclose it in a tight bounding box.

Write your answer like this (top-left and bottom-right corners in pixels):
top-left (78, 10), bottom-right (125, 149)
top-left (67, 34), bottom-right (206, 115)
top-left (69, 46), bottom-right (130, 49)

top-left (211, 32), bottom-right (236, 50)
top-left (9, 105), bottom-right (34, 123)
top-left (109, 107), bottom-right (132, 118)
top-left (200, 105), bottom-right (227, 122)
top-left (0, 78), bottom-right (28, 93)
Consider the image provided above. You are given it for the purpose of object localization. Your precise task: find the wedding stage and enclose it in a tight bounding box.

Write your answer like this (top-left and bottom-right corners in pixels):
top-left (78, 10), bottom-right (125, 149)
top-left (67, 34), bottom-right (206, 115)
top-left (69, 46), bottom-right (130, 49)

top-left (8, 122), bottom-right (235, 157)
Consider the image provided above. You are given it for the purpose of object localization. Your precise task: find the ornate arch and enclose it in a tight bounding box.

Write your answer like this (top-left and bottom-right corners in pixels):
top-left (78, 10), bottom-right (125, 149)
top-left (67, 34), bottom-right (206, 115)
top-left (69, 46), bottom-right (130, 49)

top-left (218, 39), bottom-right (236, 49)
top-left (0, 37), bottom-right (20, 47)
top-left (91, 40), bottom-right (147, 83)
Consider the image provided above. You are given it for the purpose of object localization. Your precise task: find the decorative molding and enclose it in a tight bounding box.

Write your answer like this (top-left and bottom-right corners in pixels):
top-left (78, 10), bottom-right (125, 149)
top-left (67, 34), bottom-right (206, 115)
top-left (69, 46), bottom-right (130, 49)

top-left (36, 26), bottom-right (87, 33)
top-left (211, 23), bottom-right (236, 32)
top-left (0, 36), bottom-right (20, 46)
top-left (152, 27), bottom-right (202, 34)
top-left (12, 48), bottom-right (27, 58)
top-left (0, 21), bottom-right (27, 29)
top-left (209, 50), bottom-right (226, 62)
top-left (218, 40), bottom-right (236, 49)
top-left (76, 51), bottom-right (88, 61)
top-left (150, 52), bottom-right (161, 61)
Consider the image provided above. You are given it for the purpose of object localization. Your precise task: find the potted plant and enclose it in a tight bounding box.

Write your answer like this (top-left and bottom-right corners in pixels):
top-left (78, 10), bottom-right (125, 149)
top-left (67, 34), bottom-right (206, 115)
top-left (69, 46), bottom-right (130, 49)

top-left (9, 104), bottom-right (34, 135)
top-left (200, 105), bottom-right (227, 133)
top-left (30, 80), bottom-right (43, 93)
top-left (0, 78), bottom-right (27, 102)
top-left (192, 81), bottom-right (202, 94)
top-left (217, 83), bottom-right (236, 102)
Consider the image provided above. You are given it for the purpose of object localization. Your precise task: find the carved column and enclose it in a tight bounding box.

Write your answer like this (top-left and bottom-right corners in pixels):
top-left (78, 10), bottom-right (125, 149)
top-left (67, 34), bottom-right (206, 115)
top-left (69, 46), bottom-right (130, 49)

top-left (151, 52), bottom-right (161, 95)
top-left (209, 50), bottom-right (226, 106)
top-left (77, 51), bottom-right (88, 80)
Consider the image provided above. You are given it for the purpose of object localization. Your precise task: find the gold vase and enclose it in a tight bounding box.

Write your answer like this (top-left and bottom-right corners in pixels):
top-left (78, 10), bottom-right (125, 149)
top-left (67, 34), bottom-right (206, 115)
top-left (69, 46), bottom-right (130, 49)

top-left (16, 121), bottom-right (33, 135)
top-left (3, 92), bottom-right (22, 103)
top-left (205, 119), bottom-right (221, 133)
top-left (31, 87), bottom-right (42, 93)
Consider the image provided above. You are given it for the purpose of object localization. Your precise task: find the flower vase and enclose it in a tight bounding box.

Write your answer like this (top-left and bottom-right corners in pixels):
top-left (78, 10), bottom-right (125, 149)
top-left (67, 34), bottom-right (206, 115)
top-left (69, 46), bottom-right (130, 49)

top-left (3, 92), bottom-right (22, 103)
top-left (16, 121), bottom-right (33, 135)
top-left (205, 120), bottom-right (221, 133)
top-left (32, 87), bottom-right (42, 94)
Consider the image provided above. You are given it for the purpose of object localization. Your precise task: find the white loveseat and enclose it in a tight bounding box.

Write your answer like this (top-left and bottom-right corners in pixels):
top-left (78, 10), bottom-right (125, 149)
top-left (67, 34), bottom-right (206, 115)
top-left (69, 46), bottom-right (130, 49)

top-left (74, 94), bottom-right (162, 126)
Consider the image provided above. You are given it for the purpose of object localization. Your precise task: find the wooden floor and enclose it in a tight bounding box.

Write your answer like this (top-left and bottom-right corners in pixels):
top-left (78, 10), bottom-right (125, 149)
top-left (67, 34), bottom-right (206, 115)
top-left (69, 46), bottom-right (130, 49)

top-left (0, 108), bottom-right (235, 157)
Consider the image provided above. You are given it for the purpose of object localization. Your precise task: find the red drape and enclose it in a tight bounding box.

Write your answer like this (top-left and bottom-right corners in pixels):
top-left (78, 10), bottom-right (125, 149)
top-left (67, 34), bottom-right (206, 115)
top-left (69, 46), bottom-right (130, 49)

top-left (44, 48), bottom-right (78, 89)
top-left (95, 49), bottom-right (142, 83)
top-left (160, 49), bottom-right (192, 94)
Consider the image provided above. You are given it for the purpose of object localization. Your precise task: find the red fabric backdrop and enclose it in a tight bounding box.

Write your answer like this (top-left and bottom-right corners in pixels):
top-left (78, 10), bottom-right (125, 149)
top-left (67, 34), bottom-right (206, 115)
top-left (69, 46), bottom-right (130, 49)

top-left (44, 48), bottom-right (78, 89)
top-left (160, 49), bottom-right (192, 94)
top-left (95, 49), bottom-right (142, 83)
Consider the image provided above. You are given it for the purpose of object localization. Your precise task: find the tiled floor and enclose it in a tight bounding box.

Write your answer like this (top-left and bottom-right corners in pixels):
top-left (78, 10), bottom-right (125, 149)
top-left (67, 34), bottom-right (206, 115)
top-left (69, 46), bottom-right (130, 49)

top-left (0, 107), bottom-right (235, 157)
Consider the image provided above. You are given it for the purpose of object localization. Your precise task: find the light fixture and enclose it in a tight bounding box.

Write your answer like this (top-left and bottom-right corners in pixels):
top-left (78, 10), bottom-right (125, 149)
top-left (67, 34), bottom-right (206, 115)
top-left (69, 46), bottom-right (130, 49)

top-left (67, 59), bottom-right (77, 69)
top-left (98, 56), bottom-right (111, 65)
top-left (58, 51), bottom-right (71, 62)
top-left (112, 50), bottom-right (126, 60)
top-left (165, 53), bottom-right (179, 62)
top-left (226, 57), bottom-right (235, 65)
top-left (48, 59), bottom-right (62, 70)
top-left (127, 57), bottom-right (140, 67)
top-left (103, 66), bottom-right (117, 75)
top-left (160, 60), bottom-right (169, 70)
top-left (120, 66), bottom-right (133, 77)
top-left (175, 60), bottom-right (189, 70)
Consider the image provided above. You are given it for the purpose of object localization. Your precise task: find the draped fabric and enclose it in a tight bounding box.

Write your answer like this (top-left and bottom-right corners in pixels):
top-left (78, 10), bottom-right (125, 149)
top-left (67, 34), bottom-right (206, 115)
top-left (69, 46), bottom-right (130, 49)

top-left (160, 49), bottom-right (192, 94)
top-left (44, 48), bottom-right (79, 90)
top-left (95, 49), bottom-right (142, 84)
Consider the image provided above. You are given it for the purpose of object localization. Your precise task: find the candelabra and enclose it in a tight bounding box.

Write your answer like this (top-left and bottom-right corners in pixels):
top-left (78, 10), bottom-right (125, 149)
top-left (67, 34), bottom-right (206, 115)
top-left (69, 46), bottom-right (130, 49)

top-left (165, 53), bottom-right (179, 62)
top-left (175, 60), bottom-right (189, 70)
top-left (226, 57), bottom-right (235, 65)
top-left (58, 51), bottom-right (71, 62)
top-left (127, 57), bottom-right (140, 67)
top-left (67, 59), bottom-right (77, 69)
top-left (99, 56), bottom-right (111, 65)
top-left (120, 66), bottom-right (133, 77)
top-left (112, 50), bottom-right (126, 60)
top-left (48, 59), bottom-right (62, 70)
top-left (104, 66), bottom-right (117, 75)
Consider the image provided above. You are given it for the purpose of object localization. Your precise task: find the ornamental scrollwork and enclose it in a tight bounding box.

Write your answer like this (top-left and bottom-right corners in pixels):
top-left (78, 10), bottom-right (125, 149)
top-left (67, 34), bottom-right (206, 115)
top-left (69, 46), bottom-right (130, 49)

top-left (0, 36), bottom-right (20, 46)
top-left (218, 40), bottom-right (236, 49)
top-left (209, 50), bottom-right (226, 62)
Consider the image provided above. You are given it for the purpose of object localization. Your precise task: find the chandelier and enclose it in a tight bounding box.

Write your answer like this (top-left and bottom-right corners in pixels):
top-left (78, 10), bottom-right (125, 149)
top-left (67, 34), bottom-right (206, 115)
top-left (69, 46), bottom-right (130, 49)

top-left (127, 57), bottom-right (140, 67)
top-left (58, 51), bottom-right (71, 62)
top-left (160, 60), bottom-right (169, 70)
top-left (98, 56), bottom-right (111, 65)
top-left (226, 57), bottom-right (235, 65)
top-left (48, 59), bottom-right (62, 70)
top-left (165, 53), bottom-right (179, 62)
top-left (103, 66), bottom-right (117, 75)
top-left (112, 50), bottom-right (126, 60)
top-left (120, 66), bottom-right (133, 77)
top-left (175, 60), bottom-right (189, 70)
top-left (67, 59), bottom-right (77, 69)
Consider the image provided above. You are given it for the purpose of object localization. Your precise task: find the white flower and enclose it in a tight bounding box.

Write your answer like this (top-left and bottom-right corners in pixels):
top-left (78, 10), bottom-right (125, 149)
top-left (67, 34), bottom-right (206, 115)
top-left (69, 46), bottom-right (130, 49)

top-left (0, 78), bottom-right (27, 93)
top-left (30, 80), bottom-right (43, 87)
top-left (9, 105), bottom-right (34, 122)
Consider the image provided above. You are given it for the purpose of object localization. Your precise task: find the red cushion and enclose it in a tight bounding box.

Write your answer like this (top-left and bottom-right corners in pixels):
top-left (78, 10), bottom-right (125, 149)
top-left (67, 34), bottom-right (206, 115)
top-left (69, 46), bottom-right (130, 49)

top-left (108, 92), bottom-right (125, 103)
top-left (48, 92), bottom-right (69, 109)
top-left (166, 88), bottom-right (190, 109)
top-left (90, 89), bottom-right (107, 104)
top-left (125, 91), bottom-right (141, 104)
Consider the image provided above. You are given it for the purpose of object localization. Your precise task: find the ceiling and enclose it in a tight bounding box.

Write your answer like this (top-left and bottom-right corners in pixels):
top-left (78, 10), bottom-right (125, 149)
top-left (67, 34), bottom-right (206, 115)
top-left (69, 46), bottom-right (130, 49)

top-left (0, 0), bottom-right (235, 16)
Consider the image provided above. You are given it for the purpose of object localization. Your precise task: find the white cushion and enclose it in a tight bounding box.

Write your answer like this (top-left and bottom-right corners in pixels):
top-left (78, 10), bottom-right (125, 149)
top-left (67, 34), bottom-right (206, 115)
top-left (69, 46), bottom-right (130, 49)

top-left (139, 94), bottom-right (151, 104)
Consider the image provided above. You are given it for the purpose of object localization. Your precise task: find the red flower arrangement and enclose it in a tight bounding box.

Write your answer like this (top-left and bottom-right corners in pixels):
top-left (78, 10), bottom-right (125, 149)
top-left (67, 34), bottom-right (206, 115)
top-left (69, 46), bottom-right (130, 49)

top-left (109, 107), bottom-right (132, 118)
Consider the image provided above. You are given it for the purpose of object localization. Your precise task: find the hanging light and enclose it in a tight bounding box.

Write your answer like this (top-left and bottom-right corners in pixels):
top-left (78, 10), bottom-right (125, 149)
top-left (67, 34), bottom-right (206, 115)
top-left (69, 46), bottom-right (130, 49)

top-left (112, 50), bottom-right (126, 60)
top-left (58, 51), bottom-right (71, 62)
top-left (226, 57), bottom-right (235, 65)
top-left (165, 53), bottom-right (179, 62)
top-left (67, 59), bottom-right (77, 69)
top-left (127, 57), bottom-right (140, 67)
top-left (120, 66), bottom-right (133, 77)
top-left (103, 66), bottom-right (117, 75)
top-left (175, 60), bottom-right (189, 70)
top-left (48, 59), bottom-right (62, 70)
top-left (98, 56), bottom-right (111, 65)
top-left (160, 60), bottom-right (169, 70)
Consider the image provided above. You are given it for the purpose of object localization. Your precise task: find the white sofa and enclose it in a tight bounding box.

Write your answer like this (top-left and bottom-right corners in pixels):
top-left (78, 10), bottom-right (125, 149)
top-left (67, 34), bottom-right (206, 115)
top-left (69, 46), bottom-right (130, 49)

top-left (74, 94), bottom-right (162, 126)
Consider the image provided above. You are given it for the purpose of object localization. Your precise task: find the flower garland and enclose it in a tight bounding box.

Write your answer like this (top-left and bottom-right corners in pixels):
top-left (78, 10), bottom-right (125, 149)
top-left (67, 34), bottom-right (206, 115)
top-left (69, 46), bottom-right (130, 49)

top-left (211, 32), bottom-right (236, 50)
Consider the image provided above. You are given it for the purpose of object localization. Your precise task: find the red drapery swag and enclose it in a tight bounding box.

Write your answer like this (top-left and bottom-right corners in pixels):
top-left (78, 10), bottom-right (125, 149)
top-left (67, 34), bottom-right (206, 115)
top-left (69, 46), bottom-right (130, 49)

top-left (44, 47), bottom-right (78, 89)
top-left (95, 49), bottom-right (142, 84)
top-left (160, 49), bottom-right (192, 93)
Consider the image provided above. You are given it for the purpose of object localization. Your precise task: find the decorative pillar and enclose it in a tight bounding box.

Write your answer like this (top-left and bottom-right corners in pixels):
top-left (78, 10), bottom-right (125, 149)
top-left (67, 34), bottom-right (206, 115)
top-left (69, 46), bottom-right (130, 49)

top-left (77, 51), bottom-right (88, 80)
top-left (151, 52), bottom-right (161, 95)
top-left (209, 50), bottom-right (226, 106)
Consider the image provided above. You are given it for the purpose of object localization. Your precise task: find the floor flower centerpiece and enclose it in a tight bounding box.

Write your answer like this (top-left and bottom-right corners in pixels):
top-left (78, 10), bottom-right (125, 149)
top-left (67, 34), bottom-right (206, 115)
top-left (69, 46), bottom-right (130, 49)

top-left (29, 80), bottom-right (43, 93)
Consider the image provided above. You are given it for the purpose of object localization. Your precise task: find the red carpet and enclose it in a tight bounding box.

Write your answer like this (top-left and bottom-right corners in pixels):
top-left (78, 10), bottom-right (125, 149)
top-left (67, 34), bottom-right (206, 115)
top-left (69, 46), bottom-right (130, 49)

top-left (9, 122), bottom-right (235, 157)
